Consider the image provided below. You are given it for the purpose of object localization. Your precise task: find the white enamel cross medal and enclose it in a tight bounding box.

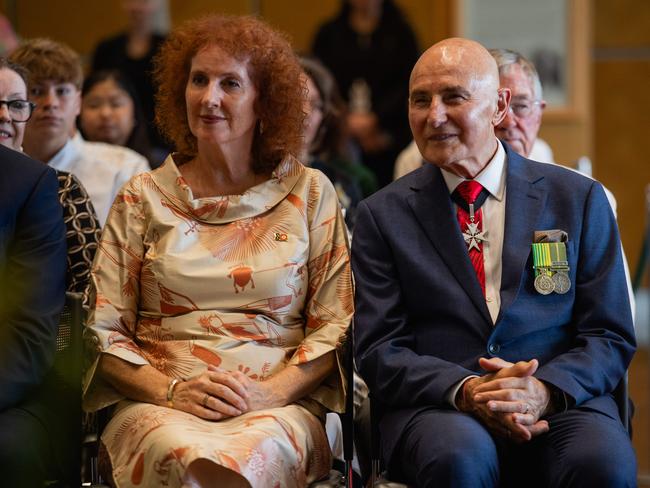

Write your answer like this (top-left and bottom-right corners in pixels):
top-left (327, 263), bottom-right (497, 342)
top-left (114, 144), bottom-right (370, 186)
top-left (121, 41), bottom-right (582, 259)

top-left (463, 202), bottom-right (488, 252)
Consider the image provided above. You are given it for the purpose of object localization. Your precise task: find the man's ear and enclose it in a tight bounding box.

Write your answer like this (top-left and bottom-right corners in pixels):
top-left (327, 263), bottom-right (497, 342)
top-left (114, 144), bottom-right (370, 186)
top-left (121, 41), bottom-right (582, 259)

top-left (493, 87), bottom-right (510, 126)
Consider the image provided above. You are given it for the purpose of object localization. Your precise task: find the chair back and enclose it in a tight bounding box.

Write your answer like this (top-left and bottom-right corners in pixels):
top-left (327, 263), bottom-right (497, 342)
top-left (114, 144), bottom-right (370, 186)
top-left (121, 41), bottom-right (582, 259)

top-left (310, 325), bottom-right (355, 488)
top-left (49, 292), bottom-right (84, 486)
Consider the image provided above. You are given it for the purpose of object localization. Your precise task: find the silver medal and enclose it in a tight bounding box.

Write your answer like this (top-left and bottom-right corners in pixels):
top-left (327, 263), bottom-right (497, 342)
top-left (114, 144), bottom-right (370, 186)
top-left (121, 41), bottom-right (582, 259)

top-left (534, 274), bottom-right (555, 295)
top-left (552, 271), bottom-right (571, 294)
top-left (462, 202), bottom-right (488, 252)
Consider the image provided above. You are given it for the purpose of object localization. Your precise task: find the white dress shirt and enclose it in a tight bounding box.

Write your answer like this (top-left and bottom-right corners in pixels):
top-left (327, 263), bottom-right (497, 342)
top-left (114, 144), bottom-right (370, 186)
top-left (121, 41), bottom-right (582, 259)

top-left (48, 135), bottom-right (149, 225)
top-left (441, 139), bottom-right (507, 324)
top-left (441, 139), bottom-right (507, 407)
top-left (528, 138), bottom-right (555, 164)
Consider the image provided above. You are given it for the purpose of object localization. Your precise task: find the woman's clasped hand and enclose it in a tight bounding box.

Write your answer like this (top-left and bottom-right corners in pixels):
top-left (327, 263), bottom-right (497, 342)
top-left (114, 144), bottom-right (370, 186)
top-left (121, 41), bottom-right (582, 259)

top-left (172, 368), bottom-right (249, 420)
top-left (171, 366), bottom-right (285, 420)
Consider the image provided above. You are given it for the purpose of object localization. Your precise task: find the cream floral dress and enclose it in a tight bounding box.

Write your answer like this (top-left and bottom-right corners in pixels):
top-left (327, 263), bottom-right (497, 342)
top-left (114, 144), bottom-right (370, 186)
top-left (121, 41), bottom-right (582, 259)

top-left (83, 155), bottom-right (353, 487)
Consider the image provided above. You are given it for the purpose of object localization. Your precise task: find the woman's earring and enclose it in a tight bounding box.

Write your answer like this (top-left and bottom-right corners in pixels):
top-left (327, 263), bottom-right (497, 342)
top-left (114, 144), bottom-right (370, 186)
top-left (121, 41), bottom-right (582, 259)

top-left (259, 120), bottom-right (265, 135)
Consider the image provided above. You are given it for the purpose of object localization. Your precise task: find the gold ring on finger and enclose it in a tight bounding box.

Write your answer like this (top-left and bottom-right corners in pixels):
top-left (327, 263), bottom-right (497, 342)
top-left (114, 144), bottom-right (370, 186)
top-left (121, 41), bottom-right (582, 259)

top-left (202, 393), bottom-right (210, 408)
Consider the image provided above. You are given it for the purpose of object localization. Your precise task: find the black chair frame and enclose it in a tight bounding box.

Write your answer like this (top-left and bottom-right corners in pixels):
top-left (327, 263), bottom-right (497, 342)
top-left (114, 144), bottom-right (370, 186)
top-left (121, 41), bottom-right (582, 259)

top-left (45, 291), bottom-right (84, 488)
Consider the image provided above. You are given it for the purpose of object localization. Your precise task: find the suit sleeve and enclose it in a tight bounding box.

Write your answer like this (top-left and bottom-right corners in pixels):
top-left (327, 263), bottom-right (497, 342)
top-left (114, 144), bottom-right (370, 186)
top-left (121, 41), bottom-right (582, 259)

top-left (353, 200), bottom-right (475, 408)
top-left (0, 167), bottom-right (66, 410)
top-left (535, 181), bottom-right (636, 406)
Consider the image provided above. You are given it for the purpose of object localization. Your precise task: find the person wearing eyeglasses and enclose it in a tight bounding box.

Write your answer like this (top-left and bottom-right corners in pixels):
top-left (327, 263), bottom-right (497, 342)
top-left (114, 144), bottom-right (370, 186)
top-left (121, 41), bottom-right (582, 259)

top-left (0, 74), bottom-right (34, 152)
top-left (490, 49), bottom-right (554, 165)
top-left (0, 58), bottom-right (67, 486)
top-left (0, 57), bottom-right (101, 305)
top-left (9, 38), bottom-right (149, 226)
top-left (394, 49), bottom-right (556, 180)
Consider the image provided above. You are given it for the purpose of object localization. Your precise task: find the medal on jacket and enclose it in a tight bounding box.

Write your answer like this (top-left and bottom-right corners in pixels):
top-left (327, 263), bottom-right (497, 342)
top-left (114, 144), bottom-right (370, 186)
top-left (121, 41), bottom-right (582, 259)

top-left (549, 242), bottom-right (571, 294)
top-left (532, 242), bottom-right (571, 295)
top-left (462, 203), bottom-right (488, 252)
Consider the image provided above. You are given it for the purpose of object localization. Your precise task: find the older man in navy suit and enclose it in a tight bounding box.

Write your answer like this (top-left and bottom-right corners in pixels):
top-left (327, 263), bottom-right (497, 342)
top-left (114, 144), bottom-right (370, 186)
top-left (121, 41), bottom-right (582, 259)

top-left (0, 144), bottom-right (66, 486)
top-left (352, 38), bottom-right (636, 487)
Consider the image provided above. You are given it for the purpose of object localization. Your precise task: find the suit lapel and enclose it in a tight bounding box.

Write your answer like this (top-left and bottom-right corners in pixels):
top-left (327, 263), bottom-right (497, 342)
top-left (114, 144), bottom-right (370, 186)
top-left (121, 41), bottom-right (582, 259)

top-left (407, 164), bottom-right (492, 325)
top-left (497, 148), bottom-right (547, 321)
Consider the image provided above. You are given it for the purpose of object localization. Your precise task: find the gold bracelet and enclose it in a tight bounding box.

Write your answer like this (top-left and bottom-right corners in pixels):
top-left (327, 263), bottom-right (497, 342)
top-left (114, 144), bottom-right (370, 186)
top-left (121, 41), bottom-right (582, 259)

top-left (166, 378), bottom-right (183, 408)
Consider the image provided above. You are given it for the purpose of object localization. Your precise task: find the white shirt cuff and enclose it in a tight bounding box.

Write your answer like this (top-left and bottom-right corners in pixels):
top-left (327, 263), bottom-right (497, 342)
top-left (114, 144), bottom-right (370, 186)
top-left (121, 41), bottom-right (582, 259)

top-left (447, 375), bottom-right (479, 409)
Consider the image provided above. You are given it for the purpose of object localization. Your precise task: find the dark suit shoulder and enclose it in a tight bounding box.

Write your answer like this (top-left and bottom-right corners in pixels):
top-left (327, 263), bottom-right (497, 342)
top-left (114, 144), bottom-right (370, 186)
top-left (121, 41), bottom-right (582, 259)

top-left (0, 146), bottom-right (55, 196)
top-left (526, 158), bottom-right (593, 185)
top-left (362, 163), bottom-right (432, 209)
top-left (522, 158), bottom-right (606, 205)
top-left (0, 144), bottom-right (49, 176)
top-left (504, 145), bottom-right (602, 198)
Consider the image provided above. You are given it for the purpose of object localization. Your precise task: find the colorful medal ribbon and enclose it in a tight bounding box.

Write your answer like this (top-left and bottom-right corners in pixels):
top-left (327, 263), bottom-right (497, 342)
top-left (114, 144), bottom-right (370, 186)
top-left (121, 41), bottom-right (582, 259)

top-left (531, 242), bottom-right (571, 295)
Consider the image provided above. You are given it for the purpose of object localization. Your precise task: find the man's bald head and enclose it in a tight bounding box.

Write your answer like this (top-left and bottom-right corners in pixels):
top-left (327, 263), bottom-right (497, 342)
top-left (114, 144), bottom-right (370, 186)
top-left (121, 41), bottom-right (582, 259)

top-left (410, 38), bottom-right (500, 93)
top-left (408, 37), bottom-right (510, 178)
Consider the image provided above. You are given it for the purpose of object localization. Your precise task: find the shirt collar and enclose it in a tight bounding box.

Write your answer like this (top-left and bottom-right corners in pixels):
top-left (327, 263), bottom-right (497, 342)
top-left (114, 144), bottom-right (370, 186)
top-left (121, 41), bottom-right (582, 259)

top-left (47, 138), bottom-right (80, 172)
top-left (71, 131), bottom-right (85, 147)
top-left (440, 138), bottom-right (507, 202)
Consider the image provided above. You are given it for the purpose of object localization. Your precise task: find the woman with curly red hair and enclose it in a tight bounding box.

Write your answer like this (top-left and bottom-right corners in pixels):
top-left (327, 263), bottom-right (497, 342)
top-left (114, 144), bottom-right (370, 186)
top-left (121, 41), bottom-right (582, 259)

top-left (83, 15), bottom-right (352, 487)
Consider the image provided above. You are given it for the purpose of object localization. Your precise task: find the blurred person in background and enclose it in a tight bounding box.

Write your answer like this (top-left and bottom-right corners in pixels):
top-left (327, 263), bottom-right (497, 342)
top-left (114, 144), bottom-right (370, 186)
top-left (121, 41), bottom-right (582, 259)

top-left (300, 56), bottom-right (377, 229)
top-left (490, 48), bottom-right (554, 165)
top-left (0, 57), bottom-right (100, 302)
top-left (10, 38), bottom-right (149, 226)
top-left (91, 0), bottom-right (168, 162)
top-left (0, 13), bottom-right (18, 56)
top-left (312, 0), bottom-right (419, 188)
top-left (79, 69), bottom-right (156, 167)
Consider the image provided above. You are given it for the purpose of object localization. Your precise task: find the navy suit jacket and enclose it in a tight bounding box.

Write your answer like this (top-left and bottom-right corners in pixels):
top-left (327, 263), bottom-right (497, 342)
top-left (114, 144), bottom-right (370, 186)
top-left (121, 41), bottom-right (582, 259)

top-left (0, 144), bottom-right (66, 411)
top-left (352, 144), bottom-right (636, 464)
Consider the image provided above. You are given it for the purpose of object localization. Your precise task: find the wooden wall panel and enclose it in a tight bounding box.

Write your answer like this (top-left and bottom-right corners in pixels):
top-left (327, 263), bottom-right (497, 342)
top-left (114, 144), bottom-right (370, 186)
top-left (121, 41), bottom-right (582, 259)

top-left (595, 0), bottom-right (650, 47)
top-left (594, 61), bottom-right (650, 275)
top-left (13, 0), bottom-right (125, 61)
top-left (593, 3), bottom-right (650, 473)
top-left (394, 0), bottom-right (437, 51)
top-left (260, 0), bottom-right (338, 54)
top-left (537, 124), bottom-right (589, 166)
top-left (170, 1), bottom-right (251, 27)
top-left (593, 0), bottom-right (650, 274)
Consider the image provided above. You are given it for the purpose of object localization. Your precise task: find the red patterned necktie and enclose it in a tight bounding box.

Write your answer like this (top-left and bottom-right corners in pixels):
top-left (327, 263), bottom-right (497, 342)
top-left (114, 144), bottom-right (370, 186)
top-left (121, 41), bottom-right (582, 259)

top-left (453, 181), bottom-right (489, 295)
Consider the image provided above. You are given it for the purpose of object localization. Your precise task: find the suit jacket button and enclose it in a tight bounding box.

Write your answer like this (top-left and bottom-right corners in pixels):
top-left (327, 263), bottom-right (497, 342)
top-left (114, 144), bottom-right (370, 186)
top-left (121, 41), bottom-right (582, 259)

top-left (488, 343), bottom-right (500, 354)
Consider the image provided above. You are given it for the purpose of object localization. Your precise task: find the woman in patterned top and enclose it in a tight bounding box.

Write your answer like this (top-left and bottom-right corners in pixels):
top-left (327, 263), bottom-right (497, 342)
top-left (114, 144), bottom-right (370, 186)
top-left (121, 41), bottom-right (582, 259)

top-left (0, 57), bottom-right (101, 301)
top-left (83, 15), bottom-right (353, 488)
